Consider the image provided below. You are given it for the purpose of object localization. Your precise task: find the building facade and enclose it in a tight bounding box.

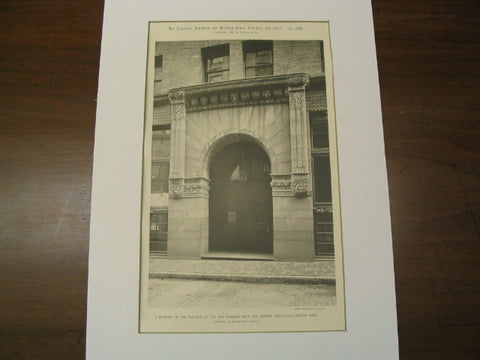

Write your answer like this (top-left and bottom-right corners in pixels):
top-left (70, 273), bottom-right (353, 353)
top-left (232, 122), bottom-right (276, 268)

top-left (147, 40), bottom-right (334, 262)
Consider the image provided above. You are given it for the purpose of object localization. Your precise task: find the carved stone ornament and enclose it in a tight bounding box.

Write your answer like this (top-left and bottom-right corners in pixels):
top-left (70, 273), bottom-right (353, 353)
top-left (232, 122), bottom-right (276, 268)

top-left (183, 178), bottom-right (210, 198)
top-left (171, 104), bottom-right (186, 123)
top-left (271, 181), bottom-right (291, 188)
top-left (168, 90), bottom-right (185, 105)
top-left (291, 174), bottom-right (312, 198)
top-left (288, 75), bottom-right (310, 91)
top-left (169, 178), bottom-right (184, 199)
top-left (186, 87), bottom-right (288, 112)
top-left (288, 90), bottom-right (306, 109)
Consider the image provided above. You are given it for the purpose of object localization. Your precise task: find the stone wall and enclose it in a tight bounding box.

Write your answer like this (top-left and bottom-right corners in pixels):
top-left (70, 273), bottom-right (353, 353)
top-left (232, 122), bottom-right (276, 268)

top-left (185, 103), bottom-right (291, 177)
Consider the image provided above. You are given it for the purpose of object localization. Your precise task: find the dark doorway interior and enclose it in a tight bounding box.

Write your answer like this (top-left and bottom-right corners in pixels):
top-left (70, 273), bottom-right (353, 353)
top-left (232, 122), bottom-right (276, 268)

top-left (209, 141), bottom-right (273, 254)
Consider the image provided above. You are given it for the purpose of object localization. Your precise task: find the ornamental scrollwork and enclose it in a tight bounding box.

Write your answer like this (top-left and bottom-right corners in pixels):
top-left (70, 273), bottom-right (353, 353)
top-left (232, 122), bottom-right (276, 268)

top-left (288, 90), bottom-right (306, 109)
top-left (170, 103), bottom-right (186, 122)
top-left (168, 90), bottom-right (185, 105)
top-left (291, 174), bottom-right (312, 198)
top-left (288, 75), bottom-right (310, 91)
top-left (183, 178), bottom-right (210, 198)
top-left (292, 179), bottom-right (310, 197)
top-left (168, 90), bottom-right (186, 122)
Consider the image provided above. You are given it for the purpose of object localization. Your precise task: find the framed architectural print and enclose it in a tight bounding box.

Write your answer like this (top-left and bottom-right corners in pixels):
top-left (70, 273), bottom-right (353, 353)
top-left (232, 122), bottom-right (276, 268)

top-left (139, 21), bottom-right (345, 333)
top-left (87, 0), bottom-right (398, 359)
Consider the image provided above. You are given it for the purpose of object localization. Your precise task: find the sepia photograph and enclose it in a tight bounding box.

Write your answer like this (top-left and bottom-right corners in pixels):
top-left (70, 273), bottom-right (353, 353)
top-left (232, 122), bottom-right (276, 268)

top-left (139, 21), bottom-right (345, 333)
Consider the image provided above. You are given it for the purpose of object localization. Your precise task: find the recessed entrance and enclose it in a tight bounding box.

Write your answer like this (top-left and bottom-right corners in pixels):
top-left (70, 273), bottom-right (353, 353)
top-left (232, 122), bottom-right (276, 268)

top-left (209, 141), bottom-right (273, 254)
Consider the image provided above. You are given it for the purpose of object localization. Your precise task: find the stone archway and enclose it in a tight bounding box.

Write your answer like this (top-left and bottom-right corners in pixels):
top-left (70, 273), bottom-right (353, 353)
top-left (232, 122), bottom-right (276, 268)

top-left (195, 130), bottom-right (278, 179)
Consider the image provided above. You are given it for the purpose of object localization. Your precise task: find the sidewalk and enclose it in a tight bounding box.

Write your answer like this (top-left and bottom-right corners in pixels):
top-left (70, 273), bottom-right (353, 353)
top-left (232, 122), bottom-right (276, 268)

top-left (149, 257), bottom-right (336, 285)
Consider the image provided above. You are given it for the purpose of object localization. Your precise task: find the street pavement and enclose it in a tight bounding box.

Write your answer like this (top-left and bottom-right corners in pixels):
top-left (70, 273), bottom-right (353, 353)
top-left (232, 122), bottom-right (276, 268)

top-left (149, 258), bottom-right (335, 284)
top-left (148, 258), bottom-right (337, 308)
top-left (148, 278), bottom-right (336, 308)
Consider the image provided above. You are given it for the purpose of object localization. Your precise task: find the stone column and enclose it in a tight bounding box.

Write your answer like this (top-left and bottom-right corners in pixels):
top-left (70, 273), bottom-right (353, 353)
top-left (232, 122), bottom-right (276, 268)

top-left (288, 75), bottom-right (312, 197)
top-left (167, 90), bottom-right (208, 259)
top-left (168, 90), bottom-right (186, 198)
top-left (271, 74), bottom-right (314, 261)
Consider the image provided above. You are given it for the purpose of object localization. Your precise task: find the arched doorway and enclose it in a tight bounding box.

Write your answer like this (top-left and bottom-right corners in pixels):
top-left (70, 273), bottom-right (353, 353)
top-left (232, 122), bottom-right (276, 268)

top-left (209, 141), bottom-right (273, 254)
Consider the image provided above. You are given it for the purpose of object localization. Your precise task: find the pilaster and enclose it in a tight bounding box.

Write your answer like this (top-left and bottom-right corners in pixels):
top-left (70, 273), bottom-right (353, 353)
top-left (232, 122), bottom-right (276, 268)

top-left (288, 75), bottom-right (312, 197)
top-left (168, 89), bottom-right (186, 198)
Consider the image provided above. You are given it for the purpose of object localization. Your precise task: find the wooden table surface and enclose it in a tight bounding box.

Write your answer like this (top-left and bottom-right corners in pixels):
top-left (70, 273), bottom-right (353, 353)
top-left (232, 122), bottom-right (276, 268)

top-left (1, 1), bottom-right (479, 359)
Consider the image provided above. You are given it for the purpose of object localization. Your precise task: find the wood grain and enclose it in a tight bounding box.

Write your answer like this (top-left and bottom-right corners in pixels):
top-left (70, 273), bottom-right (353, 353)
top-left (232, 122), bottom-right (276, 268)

top-left (0, 1), bottom-right (103, 359)
top-left (373, 0), bottom-right (480, 359)
top-left (0, 1), bottom-right (479, 359)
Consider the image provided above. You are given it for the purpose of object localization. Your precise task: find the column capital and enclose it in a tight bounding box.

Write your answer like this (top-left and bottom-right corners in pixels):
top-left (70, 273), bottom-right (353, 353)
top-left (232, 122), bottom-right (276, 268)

top-left (291, 173), bottom-right (312, 197)
top-left (168, 89), bottom-right (185, 104)
top-left (287, 74), bottom-right (310, 92)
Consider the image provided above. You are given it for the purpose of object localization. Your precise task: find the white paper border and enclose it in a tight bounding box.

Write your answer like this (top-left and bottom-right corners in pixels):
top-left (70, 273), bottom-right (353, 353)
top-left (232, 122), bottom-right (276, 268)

top-left (87, 0), bottom-right (398, 358)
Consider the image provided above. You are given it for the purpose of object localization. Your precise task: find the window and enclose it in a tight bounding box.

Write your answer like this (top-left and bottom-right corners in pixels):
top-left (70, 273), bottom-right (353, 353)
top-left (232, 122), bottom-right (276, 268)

top-left (311, 114), bottom-right (329, 149)
top-left (314, 211), bottom-right (334, 257)
top-left (151, 126), bottom-right (170, 193)
top-left (202, 44), bottom-right (230, 83)
top-left (243, 41), bottom-right (273, 78)
top-left (310, 111), bottom-right (334, 257)
top-left (319, 41), bottom-right (325, 73)
top-left (154, 55), bottom-right (162, 96)
top-left (151, 162), bottom-right (169, 193)
top-left (312, 155), bottom-right (332, 203)
top-left (150, 211), bottom-right (168, 255)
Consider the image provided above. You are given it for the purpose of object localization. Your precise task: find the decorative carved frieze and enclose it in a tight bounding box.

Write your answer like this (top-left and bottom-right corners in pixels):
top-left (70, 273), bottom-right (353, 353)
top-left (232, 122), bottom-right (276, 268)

top-left (186, 87), bottom-right (288, 112)
top-left (271, 173), bottom-right (292, 197)
top-left (169, 177), bottom-right (211, 199)
top-left (171, 173), bottom-right (312, 198)
top-left (183, 177), bottom-right (210, 198)
top-left (154, 74), bottom-right (327, 122)
top-left (271, 173), bottom-right (312, 197)
top-left (291, 173), bottom-right (312, 198)
top-left (164, 74), bottom-right (312, 113)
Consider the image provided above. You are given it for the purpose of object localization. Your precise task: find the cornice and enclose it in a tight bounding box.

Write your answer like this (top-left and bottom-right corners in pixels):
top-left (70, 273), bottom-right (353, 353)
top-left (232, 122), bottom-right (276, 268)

top-left (167, 73), bottom-right (315, 113)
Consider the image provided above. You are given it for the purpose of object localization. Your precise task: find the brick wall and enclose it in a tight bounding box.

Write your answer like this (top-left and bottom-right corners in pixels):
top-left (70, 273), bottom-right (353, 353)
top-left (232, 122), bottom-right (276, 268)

top-left (155, 40), bottom-right (324, 95)
top-left (274, 41), bottom-right (324, 77)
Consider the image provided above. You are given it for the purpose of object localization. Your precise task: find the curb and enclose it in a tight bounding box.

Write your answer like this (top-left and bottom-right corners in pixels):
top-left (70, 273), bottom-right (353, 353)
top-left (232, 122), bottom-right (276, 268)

top-left (149, 272), bottom-right (336, 285)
